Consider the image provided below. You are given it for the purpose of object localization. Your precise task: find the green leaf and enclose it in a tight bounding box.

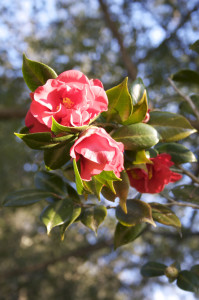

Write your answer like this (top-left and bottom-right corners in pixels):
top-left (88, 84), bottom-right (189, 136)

top-left (177, 270), bottom-right (199, 292)
top-left (60, 205), bottom-right (82, 240)
top-left (15, 130), bottom-right (54, 150)
top-left (83, 177), bottom-right (104, 200)
top-left (191, 265), bottom-right (199, 277)
top-left (171, 185), bottom-right (199, 205)
top-left (22, 54), bottom-right (57, 91)
top-left (95, 170), bottom-right (122, 182)
top-left (141, 262), bottom-right (167, 277)
top-left (103, 77), bottom-right (133, 124)
top-left (115, 171), bottom-right (130, 213)
top-left (148, 111), bottom-right (196, 142)
top-left (116, 199), bottom-right (156, 227)
top-left (130, 77), bottom-right (146, 105)
top-left (150, 202), bottom-right (181, 229)
top-left (101, 171), bottom-right (130, 210)
top-left (155, 143), bottom-right (197, 164)
top-left (94, 170), bottom-right (121, 195)
top-left (114, 222), bottom-right (146, 249)
top-left (40, 198), bottom-right (80, 234)
top-left (51, 117), bottom-right (89, 134)
top-left (34, 171), bottom-right (66, 195)
top-left (2, 189), bottom-right (55, 207)
top-left (111, 123), bottom-right (159, 150)
top-left (190, 40), bottom-right (199, 54)
top-left (124, 78), bottom-right (148, 124)
top-left (44, 143), bottom-right (71, 170)
top-left (73, 159), bottom-right (84, 195)
top-left (80, 205), bottom-right (107, 233)
top-left (171, 69), bottom-right (199, 85)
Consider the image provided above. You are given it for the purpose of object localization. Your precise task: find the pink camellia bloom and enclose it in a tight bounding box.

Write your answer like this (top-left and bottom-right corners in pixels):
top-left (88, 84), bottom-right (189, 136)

top-left (142, 109), bottom-right (150, 123)
top-left (70, 127), bottom-right (124, 181)
top-left (127, 153), bottom-right (182, 193)
top-left (25, 70), bottom-right (108, 133)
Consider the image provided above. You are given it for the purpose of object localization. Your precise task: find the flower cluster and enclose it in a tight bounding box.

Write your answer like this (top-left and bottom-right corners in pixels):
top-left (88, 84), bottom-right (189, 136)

top-left (24, 69), bottom-right (182, 192)
top-left (25, 70), bottom-right (124, 180)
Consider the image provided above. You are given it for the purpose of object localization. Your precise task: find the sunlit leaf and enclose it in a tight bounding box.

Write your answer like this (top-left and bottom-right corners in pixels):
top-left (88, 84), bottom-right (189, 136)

top-left (103, 77), bottom-right (133, 124)
top-left (148, 111), bottom-right (196, 142)
top-left (114, 222), bottom-right (146, 249)
top-left (116, 199), bottom-right (156, 227)
top-left (22, 54), bottom-right (57, 91)
top-left (155, 143), bottom-right (197, 164)
top-left (150, 202), bottom-right (181, 229)
top-left (112, 123), bottom-right (159, 150)
top-left (81, 205), bottom-right (107, 233)
top-left (40, 198), bottom-right (80, 234)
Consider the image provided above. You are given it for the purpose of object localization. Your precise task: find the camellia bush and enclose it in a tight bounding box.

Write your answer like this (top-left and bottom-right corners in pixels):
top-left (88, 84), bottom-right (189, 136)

top-left (3, 43), bottom-right (199, 294)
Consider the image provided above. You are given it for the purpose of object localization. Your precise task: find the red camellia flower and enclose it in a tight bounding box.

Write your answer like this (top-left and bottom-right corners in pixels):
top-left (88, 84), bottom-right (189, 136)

top-left (25, 70), bottom-right (108, 133)
top-left (127, 153), bottom-right (182, 193)
top-left (70, 127), bottom-right (124, 181)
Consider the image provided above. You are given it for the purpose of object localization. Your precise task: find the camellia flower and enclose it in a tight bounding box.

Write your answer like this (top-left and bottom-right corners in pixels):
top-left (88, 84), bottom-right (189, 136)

top-left (70, 127), bottom-right (124, 181)
top-left (25, 70), bottom-right (108, 133)
top-left (127, 153), bottom-right (182, 193)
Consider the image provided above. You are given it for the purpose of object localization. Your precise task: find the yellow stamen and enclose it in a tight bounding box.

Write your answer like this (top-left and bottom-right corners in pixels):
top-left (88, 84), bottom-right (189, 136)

top-left (148, 165), bottom-right (153, 180)
top-left (63, 97), bottom-right (74, 109)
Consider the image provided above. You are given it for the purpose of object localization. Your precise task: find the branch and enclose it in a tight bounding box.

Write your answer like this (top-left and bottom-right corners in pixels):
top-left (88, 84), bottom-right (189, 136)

top-left (98, 0), bottom-right (137, 80)
top-left (0, 108), bottom-right (27, 120)
top-left (176, 164), bottom-right (199, 185)
top-left (0, 239), bottom-right (112, 280)
top-left (161, 193), bottom-right (199, 210)
top-left (168, 78), bottom-right (199, 121)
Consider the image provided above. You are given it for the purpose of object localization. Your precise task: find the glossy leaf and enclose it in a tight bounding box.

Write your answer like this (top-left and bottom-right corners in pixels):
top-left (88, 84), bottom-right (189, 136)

top-left (34, 171), bottom-right (66, 195)
top-left (73, 159), bottom-right (84, 195)
top-left (130, 77), bottom-right (146, 105)
top-left (177, 270), bottom-right (199, 292)
top-left (51, 117), bottom-right (89, 134)
top-left (112, 123), bottom-right (159, 150)
top-left (171, 69), bottom-right (199, 85)
top-left (114, 222), bottom-right (146, 249)
top-left (94, 171), bottom-right (121, 194)
top-left (125, 88), bottom-right (148, 124)
top-left (15, 130), bottom-right (54, 150)
top-left (155, 143), bottom-right (197, 164)
top-left (44, 141), bottom-right (73, 170)
top-left (3, 189), bottom-right (55, 207)
top-left (22, 54), bottom-right (57, 91)
top-left (150, 202), bottom-right (181, 229)
top-left (60, 205), bottom-right (82, 240)
top-left (190, 40), bottom-right (199, 54)
top-left (116, 199), bottom-right (156, 227)
top-left (83, 178), bottom-right (104, 200)
top-left (40, 198), bottom-right (80, 234)
top-left (103, 77), bottom-right (133, 124)
top-left (171, 185), bottom-right (199, 205)
top-left (141, 262), bottom-right (167, 277)
top-left (148, 111), bottom-right (196, 142)
top-left (81, 205), bottom-right (107, 233)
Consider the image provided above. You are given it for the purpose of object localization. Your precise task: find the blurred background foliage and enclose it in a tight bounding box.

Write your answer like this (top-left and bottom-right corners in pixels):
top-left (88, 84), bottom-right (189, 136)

top-left (0, 0), bottom-right (199, 299)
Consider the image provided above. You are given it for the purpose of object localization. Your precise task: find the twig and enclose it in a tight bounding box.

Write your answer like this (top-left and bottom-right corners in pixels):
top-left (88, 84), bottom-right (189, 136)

top-left (98, 0), bottom-right (137, 80)
top-left (176, 164), bottom-right (199, 184)
top-left (168, 77), bottom-right (199, 121)
top-left (161, 193), bottom-right (199, 209)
